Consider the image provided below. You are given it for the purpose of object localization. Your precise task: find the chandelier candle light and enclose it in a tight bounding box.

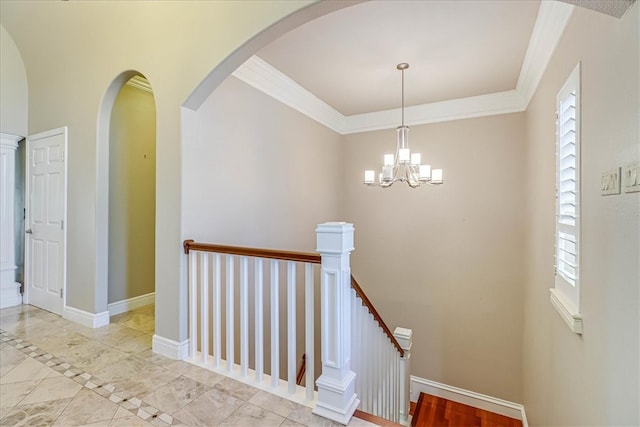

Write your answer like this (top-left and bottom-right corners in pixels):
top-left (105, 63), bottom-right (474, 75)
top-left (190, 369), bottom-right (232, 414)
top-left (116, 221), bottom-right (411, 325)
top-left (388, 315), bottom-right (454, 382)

top-left (364, 63), bottom-right (443, 188)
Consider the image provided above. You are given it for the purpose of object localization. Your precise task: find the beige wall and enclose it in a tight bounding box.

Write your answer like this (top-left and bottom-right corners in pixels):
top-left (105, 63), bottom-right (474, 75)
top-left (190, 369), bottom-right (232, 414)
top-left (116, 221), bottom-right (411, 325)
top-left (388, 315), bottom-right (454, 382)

top-left (0, 25), bottom-right (27, 136)
top-left (183, 75), bottom-right (342, 383)
top-left (343, 113), bottom-right (526, 402)
top-left (523, 4), bottom-right (639, 425)
top-left (109, 84), bottom-right (156, 304)
top-left (183, 76), bottom-right (343, 250)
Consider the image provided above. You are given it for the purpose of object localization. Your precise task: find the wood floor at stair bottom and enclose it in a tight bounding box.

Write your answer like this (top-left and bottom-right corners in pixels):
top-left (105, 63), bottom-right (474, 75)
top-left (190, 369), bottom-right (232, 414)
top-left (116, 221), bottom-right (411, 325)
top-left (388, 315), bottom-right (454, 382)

top-left (411, 393), bottom-right (523, 427)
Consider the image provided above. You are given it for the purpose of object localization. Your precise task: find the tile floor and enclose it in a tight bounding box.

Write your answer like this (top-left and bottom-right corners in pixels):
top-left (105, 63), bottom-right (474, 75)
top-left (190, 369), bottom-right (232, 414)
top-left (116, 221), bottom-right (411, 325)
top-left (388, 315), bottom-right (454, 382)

top-left (0, 304), bottom-right (377, 427)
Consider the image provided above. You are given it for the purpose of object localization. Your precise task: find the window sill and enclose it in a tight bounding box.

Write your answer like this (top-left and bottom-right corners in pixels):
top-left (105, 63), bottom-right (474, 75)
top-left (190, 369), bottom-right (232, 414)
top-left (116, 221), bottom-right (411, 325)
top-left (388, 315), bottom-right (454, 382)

top-left (549, 288), bottom-right (583, 334)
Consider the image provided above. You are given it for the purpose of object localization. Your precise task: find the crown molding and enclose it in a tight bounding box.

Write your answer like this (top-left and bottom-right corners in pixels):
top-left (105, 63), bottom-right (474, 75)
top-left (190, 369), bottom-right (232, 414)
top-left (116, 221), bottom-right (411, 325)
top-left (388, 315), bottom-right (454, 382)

top-left (516, 1), bottom-right (575, 110)
top-left (126, 75), bottom-right (153, 93)
top-left (232, 56), bottom-right (346, 132)
top-left (232, 2), bottom-right (575, 135)
top-left (345, 89), bottom-right (526, 134)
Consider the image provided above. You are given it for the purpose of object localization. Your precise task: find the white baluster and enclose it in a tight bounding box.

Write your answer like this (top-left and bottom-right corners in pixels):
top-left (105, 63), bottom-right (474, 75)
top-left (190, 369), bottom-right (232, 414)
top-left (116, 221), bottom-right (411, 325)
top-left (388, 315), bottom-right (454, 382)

top-left (395, 350), bottom-right (400, 422)
top-left (376, 316), bottom-right (382, 415)
top-left (394, 327), bottom-right (413, 425)
top-left (390, 347), bottom-right (395, 421)
top-left (350, 290), bottom-right (358, 399)
top-left (271, 259), bottom-right (279, 388)
top-left (313, 222), bottom-right (359, 425)
top-left (201, 253), bottom-right (209, 364)
top-left (213, 254), bottom-right (221, 367)
top-left (361, 304), bottom-right (370, 413)
top-left (226, 255), bottom-right (235, 372)
top-left (240, 256), bottom-right (249, 377)
top-left (287, 261), bottom-right (296, 394)
top-left (380, 332), bottom-right (385, 419)
top-left (255, 258), bottom-right (264, 383)
top-left (304, 263), bottom-right (314, 400)
top-left (188, 251), bottom-right (197, 358)
top-left (384, 339), bottom-right (390, 420)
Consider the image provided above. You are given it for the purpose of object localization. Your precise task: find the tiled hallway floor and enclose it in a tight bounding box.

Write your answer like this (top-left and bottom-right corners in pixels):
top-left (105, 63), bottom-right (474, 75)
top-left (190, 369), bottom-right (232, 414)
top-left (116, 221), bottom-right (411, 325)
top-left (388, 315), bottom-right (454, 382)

top-left (0, 304), bottom-right (376, 427)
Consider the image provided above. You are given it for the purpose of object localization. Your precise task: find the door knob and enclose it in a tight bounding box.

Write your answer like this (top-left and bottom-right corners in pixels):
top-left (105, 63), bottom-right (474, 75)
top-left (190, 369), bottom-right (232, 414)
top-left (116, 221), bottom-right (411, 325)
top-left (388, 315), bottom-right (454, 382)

top-left (25, 229), bottom-right (32, 234)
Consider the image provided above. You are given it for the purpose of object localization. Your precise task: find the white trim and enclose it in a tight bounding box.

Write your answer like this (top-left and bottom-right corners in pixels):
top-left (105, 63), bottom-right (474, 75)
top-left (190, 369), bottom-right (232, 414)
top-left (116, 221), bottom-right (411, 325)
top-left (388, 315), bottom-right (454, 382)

top-left (0, 282), bottom-right (22, 308)
top-left (63, 305), bottom-right (110, 328)
top-left (410, 376), bottom-right (527, 425)
top-left (107, 292), bottom-right (155, 316)
top-left (231, 3), bottom-right (574, 134)
top-left (549, 288), bottom-right (583, 334)
top-left (232, 56), bottom-right (346, 133)
top-left (126, 76), bottom-right (153, 93)
top-left (345, 89), bottom-right (525, 134)
top-left (0, 133), bottom-right (22, 148)
top-left (516, 1), bottom-right (575, 109)
top-left (152, 334), bottom-right (189, 360)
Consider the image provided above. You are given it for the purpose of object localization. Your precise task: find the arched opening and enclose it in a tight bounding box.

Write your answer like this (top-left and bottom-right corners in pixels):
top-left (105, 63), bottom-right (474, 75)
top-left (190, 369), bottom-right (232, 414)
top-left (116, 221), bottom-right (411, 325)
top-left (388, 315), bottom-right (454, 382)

top-left (108, 75), bottom-right (156, 329)
top-left (96, 70), bottom-right (156, 328)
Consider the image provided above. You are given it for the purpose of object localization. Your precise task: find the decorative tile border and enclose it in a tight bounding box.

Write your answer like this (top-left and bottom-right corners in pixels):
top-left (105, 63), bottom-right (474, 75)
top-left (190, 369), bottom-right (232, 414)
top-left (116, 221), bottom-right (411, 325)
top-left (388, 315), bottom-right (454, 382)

top-left (0, 329), bottom-right (180, 426)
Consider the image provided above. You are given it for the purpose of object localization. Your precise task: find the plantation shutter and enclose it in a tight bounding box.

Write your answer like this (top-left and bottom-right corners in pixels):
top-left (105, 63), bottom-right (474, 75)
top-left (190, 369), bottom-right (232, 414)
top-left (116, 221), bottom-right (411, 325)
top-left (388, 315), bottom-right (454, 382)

top-left (556, 79), bottom-right (579, 287)
top-left (551, 63), bottom-right (582, 333)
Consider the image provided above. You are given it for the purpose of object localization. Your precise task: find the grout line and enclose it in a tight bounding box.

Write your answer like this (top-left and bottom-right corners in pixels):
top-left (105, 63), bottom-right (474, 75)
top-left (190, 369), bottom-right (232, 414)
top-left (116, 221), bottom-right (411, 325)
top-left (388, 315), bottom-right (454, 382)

top-left (0, 328), bottom-right (181, 426)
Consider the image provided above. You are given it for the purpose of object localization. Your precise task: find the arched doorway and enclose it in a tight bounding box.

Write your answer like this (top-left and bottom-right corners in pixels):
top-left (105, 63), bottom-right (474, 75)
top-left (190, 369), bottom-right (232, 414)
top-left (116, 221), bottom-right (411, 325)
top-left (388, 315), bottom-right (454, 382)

top-left (107, 75), bottom-right (156, 329)
top-left (96, 71), bottom-right (156, 328)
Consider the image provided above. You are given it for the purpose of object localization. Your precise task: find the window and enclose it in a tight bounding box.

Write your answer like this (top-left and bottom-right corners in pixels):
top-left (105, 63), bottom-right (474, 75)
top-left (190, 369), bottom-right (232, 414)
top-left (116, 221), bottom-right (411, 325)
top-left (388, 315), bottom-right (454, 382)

top-left (550, 63), bottom-right (582, 334)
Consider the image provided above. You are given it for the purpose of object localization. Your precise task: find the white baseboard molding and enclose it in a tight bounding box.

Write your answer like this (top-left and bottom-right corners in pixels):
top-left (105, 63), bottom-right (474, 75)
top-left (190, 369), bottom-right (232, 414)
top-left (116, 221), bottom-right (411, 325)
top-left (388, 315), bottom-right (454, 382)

top-left (0, 282), bottom-right (22, 309)
top-left (152, 334), bottom-right (189, 360)
top-left (410, 376), bottom-right (528, 426)
top-left (63, 305), bottom-right (110, 329)
top-left (108, 292), bottom-right (155, 316)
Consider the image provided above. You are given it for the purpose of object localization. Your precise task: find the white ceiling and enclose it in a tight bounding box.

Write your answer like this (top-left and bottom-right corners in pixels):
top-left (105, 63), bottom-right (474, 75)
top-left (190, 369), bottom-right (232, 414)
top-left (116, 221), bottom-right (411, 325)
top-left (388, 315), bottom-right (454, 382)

top-left (257, 0), bottom-right (541, 116)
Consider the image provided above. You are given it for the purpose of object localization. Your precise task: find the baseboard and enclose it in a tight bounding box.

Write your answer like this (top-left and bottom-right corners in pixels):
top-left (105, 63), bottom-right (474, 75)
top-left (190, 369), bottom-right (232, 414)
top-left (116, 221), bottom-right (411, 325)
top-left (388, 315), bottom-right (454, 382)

top-left (410, 376), bottom-right (528, 425)
top-left (152, 334), bottom-right (189, 360)
top-left (63, 305), bottom-right (110, 329)
top-left (108, 292), bottom-right (154, 316)
top-left (0, 282), bottom-right (22, 309)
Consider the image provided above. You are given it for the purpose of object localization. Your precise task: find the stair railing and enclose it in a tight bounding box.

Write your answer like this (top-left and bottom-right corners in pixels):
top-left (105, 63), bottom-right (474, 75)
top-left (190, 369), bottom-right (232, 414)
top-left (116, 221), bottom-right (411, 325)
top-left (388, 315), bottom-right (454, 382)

top-left (183, 239), bottom-right (319, 403)
top-left (183, 222), bottom-right (412, 425)
top-left (351, 277), bottom-right (412, 424)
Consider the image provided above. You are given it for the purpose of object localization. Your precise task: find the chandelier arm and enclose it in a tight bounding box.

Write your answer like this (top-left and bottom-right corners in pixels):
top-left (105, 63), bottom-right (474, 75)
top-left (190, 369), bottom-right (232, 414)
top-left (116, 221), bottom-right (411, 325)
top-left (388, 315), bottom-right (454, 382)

top-left (406, 166), bottom-right (419, 189)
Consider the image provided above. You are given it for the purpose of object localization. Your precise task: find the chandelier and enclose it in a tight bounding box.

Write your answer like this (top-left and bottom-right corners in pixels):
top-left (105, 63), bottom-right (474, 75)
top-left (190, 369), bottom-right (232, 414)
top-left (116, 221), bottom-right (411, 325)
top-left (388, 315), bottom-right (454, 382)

top-left (364, 63), bottom-right (443, 188)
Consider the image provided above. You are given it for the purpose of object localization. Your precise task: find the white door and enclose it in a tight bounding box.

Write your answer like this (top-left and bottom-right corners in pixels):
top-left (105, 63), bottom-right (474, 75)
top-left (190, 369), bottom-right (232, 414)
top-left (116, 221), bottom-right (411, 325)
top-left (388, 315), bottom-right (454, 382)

top-left (24, 127), bottom-right (67, 315)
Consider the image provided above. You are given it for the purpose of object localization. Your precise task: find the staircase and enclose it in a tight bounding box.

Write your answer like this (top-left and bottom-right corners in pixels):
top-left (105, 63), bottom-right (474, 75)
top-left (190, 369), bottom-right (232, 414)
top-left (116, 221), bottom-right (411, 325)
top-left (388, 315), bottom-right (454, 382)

top-left (182, 222), bottom-right (412, 425)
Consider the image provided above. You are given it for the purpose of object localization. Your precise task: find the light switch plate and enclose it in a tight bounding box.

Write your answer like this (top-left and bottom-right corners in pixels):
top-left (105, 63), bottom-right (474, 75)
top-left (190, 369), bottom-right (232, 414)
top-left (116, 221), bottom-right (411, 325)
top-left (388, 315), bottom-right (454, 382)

top-left (623, 162), bottom-right (640, 193)
top-left (601, 167), bottom-right (621, 196)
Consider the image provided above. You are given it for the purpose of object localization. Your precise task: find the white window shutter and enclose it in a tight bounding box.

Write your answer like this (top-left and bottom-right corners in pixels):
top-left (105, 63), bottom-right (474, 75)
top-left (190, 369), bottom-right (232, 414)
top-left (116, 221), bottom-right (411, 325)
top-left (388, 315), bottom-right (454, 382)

top-left (552, 63), bottom-right (581, 333)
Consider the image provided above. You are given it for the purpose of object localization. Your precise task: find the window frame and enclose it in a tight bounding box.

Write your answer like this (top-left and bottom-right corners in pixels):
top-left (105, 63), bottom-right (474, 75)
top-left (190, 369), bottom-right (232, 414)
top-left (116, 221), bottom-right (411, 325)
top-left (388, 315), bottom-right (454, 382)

top-left (550, 63), bottom-right (583, 335)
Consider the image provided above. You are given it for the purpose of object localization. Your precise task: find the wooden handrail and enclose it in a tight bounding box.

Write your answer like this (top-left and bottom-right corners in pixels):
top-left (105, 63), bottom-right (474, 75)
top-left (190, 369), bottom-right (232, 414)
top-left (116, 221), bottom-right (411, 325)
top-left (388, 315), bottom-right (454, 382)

top-left (183, 239), bottom-right (321, 264)
top-left (183, 239), bottom-right (404, 357)
top-left (351, 276), bottom-right (405, 357)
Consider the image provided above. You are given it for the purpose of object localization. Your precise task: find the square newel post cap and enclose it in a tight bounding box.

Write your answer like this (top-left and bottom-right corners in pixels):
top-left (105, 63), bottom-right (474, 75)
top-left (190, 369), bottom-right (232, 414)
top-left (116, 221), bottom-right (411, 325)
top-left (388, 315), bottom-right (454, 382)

top-left (393, 327), bottom-right (413, 352)
top-left (316, 222), bottom-right (355, 254)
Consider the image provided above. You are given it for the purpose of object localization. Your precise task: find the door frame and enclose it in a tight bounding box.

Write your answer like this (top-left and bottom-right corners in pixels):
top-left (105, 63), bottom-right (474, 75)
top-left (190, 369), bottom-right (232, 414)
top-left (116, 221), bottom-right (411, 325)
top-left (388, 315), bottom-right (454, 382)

top-left (24, 126), bottom-right (68, 312)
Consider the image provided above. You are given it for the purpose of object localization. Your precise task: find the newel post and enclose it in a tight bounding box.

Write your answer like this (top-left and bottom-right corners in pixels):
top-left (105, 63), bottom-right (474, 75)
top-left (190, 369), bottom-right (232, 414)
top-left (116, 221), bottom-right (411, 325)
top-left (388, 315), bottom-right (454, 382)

top-left (394, 327), bottom-right (413, 425)
top-left (313, 222), bottom-right (360, 424)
